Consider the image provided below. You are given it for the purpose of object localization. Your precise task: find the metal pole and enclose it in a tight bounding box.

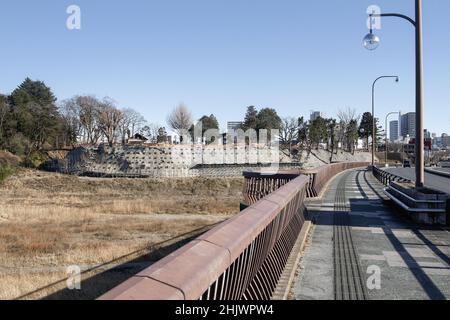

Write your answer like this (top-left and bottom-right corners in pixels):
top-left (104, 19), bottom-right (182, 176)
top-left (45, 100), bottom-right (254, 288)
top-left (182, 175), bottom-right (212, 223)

top-left (371, 76), bottom-right (399, 167)
top-left (385, 114), bottom-right (388, 166)
top-left (415, 0), bottom-right (425, 188)
top-left (385, 111), bottom-right (400, 166)
top-left (372, 84), bottom-right (375, 167)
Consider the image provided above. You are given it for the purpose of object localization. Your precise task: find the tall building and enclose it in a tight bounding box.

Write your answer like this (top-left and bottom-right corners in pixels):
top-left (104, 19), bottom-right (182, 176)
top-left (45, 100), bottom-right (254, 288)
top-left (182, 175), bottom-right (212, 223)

top-left (310, 111), bottom-right (325, 122)
top-left (389, 120), bottom-right (399, 142)
top-left (400, 112), bottom-right (416, 139)
top-left (442, 134), bottom-right (450, 148)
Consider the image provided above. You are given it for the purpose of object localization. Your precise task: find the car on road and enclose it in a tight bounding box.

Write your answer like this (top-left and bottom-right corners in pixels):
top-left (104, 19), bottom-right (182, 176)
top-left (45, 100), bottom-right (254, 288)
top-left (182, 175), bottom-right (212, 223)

top-left (403, 160), bottom-right (411, 168)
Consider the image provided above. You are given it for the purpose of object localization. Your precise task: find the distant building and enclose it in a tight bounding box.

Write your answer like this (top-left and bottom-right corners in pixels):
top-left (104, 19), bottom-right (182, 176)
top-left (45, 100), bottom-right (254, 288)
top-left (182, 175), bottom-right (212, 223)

top-left (127, 133), bottom-right (149, 145)
top-left (389, 120), bottom-right (399, 142)
top-left (442, 134), bottom-right (450, 148)
top-left (310, 111), bottom-right (325, 122)
top-left (227, 121), bottom-right (243, 132)
top-left (400, 112), bottom-right (416, 138)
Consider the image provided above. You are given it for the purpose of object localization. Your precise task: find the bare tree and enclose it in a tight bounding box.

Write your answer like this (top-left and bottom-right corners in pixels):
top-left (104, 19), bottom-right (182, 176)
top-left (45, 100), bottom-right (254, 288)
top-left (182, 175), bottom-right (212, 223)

top-left (279, 117), bottom-right (299, 156)
top-left (59, 99), bottom-right (82, 147)
top-left (75, 95), bottom-right (102, 144)
top-left (167, 104), bottom-right (193, 143)
top-left (119, 108), bottom-right (147, 143)
top-left (127, 109), bottom-right (147, 137)
top-left (337, 107), bottom-right (359, 125)
top-left (140, 123), bottom-right (160, 143)
top-left (337, 107), bottom-right (360, 152)
top-left (97, 98), bottom-right (124, 146)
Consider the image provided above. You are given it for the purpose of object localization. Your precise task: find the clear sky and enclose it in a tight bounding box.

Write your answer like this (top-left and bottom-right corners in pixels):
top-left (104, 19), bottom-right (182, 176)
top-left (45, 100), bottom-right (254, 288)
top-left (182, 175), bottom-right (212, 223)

top-left (1, 0), bottom-right (449, 136)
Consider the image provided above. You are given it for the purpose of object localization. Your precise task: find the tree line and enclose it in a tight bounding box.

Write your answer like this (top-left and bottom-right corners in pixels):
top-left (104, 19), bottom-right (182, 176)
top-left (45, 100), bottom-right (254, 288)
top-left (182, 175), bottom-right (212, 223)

top-left (0, 78), bottom-right (157, 165)
top-left (1, 78), bottom-right (382, 166)
top-left (239, 106), bottom-right (381, 158)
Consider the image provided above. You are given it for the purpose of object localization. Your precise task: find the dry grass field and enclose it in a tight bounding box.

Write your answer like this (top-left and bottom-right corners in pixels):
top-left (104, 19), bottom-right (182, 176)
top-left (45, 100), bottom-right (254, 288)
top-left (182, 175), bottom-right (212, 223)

top-left (0, 169), bottom-right (244, 300)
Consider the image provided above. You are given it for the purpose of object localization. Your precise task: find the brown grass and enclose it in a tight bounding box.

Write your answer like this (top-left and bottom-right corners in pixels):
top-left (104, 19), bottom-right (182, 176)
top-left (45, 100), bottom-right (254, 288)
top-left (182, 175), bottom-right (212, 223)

top-left (0, 169), bottom-right (244, 300)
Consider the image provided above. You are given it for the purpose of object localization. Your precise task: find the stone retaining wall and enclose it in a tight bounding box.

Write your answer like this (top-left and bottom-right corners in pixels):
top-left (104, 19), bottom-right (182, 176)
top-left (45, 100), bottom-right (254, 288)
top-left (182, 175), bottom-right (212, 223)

top-left (44, 144), bottom-right (288, 178)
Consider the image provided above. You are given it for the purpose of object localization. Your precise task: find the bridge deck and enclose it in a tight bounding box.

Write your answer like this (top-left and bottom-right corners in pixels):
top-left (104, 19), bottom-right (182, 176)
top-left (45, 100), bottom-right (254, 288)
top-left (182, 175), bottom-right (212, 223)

top-left (293, 168), bottom-right (450, 300)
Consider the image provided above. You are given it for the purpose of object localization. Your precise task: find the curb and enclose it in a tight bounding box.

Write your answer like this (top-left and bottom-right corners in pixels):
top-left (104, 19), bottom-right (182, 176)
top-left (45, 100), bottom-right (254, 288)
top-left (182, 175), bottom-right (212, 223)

top-left (425, 168), bottom-right (450, 179)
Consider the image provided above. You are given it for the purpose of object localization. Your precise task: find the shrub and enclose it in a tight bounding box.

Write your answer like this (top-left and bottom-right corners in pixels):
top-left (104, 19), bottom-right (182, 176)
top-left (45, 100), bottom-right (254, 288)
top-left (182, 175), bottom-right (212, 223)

top-left (0, 164), bottom-right (15, 183)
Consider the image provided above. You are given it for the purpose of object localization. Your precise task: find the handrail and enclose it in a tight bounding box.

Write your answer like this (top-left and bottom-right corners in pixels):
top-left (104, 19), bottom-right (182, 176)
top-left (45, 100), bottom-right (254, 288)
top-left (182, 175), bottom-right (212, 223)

top-left (243, 162), bottom-right (370, 202)
top-left (100, 175), bottom-right (309, 300)
top-left (99, 161), bottom-right (369, 300)
top-left (372, 166), bottom-right (412, 186)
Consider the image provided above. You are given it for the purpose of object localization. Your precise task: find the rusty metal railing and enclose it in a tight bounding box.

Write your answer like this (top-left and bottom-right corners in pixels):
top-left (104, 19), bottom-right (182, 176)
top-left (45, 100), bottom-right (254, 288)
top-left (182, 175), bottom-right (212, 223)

top-left (243, 162), bottom-right (370, 203)
top-left (99, 175), bottom-right (309, 300)
top-left (99, 161), bottom-right (369, 300)
top-left (302, 162), bottom-right (370, 197)
top-left (242, 170), bottom-right (301, 205)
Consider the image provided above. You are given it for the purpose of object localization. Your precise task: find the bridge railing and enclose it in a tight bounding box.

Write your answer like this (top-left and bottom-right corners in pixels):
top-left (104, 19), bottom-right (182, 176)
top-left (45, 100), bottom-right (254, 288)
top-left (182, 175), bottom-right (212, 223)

top-left (100, 174), bottom-right (309, 300)
top-left (99, 161), bottom-right (369, 300)
top-left (243, 162), bottom-right (370, 203)
top-left (372, 166), bottom-right (412, 186)
top-left (301, 162), bottom-right (370, 198)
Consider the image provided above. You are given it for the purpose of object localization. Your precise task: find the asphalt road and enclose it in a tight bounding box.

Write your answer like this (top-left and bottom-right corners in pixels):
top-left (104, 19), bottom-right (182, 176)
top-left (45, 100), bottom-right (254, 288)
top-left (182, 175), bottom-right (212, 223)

top-left (385, 167), bottom-right (450, 194)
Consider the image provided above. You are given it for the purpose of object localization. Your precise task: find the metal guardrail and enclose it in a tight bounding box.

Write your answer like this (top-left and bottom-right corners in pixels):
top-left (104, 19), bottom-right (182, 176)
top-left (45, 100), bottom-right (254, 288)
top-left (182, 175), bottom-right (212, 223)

top-left (243, 162), bottom-right (370, 203)
top-left (301, 162), bottom-right (370, 198)
top-left (100, 175), bottom-right (309, 300)
top-left (372, 166), bottom-right (412, 186)
top-left (99, 161), bottom-right (369, 300)
top-left (425, 168), bottom-right (450, 178)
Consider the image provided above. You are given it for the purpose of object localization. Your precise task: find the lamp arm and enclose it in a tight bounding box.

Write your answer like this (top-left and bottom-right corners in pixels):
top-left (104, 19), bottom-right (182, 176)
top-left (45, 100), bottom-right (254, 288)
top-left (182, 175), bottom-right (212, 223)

top-left (370, 13), bottom-right (416, 27)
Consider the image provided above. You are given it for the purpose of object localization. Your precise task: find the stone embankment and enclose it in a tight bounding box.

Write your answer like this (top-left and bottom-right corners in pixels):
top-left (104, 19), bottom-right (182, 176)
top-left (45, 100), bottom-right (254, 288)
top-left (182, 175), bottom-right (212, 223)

top-left (44, 144), bottom-right (372, 178)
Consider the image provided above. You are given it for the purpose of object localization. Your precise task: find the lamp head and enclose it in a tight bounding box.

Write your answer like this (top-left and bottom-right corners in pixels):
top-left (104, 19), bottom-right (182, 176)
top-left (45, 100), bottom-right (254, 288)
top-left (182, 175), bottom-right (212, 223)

top-left (363, 30), bottom-right (380, 51)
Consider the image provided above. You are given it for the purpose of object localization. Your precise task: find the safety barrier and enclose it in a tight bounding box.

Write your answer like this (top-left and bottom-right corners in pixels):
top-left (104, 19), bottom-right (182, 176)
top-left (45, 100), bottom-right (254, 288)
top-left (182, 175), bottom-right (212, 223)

top-left (243, 162), bottom-right (370, 203)
top-left (99, 161), bottom-right (368, 300)
top-left (372, 166), bottom-right (412, 186)
top-left (100, 174), bottom-right (309, 300)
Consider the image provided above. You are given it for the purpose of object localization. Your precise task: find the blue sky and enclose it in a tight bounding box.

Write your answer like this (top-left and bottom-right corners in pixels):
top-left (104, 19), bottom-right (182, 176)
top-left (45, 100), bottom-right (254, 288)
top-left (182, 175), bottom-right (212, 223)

top-left (1, 0), bottom-right (449, 136)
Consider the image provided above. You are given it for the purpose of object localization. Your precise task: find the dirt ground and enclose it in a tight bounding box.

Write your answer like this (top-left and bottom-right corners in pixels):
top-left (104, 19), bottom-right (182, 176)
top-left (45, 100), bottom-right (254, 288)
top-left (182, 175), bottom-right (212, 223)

top-left (0, 169), bottom-right (244, 300)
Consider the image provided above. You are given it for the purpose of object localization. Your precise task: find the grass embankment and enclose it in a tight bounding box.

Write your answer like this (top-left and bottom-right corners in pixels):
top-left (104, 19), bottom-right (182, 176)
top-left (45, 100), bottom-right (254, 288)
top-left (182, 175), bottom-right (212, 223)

top-left (0, 169), bottom-right (244, 299)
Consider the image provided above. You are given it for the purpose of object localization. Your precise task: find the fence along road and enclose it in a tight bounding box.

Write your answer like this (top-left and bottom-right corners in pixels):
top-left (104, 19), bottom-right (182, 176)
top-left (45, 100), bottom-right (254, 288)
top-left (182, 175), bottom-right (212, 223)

top-left (99, 162), bottom-right (369, 300)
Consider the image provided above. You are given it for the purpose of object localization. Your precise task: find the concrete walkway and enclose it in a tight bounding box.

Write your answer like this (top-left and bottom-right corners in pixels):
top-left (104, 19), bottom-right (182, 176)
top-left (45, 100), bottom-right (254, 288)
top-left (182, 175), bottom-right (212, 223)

top-left (294, 168), bottom-right (450, 300)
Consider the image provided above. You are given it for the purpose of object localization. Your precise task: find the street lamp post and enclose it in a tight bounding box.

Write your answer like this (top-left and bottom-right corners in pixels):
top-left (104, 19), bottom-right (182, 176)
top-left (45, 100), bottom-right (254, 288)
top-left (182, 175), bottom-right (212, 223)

top-left (371, 76), bottom-right (399, 167)
top-left (385, 111), bottom-right (400, 166)
top-left (363, 0), bottom-right (425, 188)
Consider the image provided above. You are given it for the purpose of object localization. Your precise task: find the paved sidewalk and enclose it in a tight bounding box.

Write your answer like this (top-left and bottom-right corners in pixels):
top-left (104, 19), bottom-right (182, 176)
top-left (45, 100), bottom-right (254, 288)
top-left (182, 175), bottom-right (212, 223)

top-left (294, 168), bottom-right (450, 300)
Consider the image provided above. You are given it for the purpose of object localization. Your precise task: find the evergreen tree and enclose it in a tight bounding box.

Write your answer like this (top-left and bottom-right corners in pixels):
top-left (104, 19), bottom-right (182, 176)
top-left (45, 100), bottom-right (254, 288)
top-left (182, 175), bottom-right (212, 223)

top-left (256, 108), bottom-right (282, 131)
top-left (358, 112), bottom-right (374, 150)
top-left (309, 116), bottom-right (328, 149)
top-left (242, 106), bottom-right (259, 130)
top-left (157, 127), bottom-right (168, 143)
top-left (8, 78), bottom-right (62, 151)
top-left (198, 114), bottom-right (219, 134)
